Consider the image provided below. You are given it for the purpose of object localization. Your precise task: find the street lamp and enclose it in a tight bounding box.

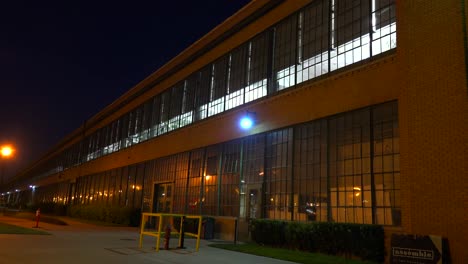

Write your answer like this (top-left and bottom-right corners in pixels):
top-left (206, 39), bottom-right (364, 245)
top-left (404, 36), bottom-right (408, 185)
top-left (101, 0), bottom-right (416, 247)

top-left (239, 111), bottom-right (257, 130)
top-left (1, 145), bottom-right (15, 186)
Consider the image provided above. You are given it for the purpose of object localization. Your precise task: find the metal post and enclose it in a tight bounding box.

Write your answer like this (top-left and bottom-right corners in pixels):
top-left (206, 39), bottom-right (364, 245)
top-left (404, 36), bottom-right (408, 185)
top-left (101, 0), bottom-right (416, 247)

top-left (178, 216), bottom-right (186, 249)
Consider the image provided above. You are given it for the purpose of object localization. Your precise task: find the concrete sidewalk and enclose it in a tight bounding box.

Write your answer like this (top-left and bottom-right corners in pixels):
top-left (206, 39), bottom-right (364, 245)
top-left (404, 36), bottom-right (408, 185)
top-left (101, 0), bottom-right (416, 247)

top-left (0, 215), bottom-right (296, 264)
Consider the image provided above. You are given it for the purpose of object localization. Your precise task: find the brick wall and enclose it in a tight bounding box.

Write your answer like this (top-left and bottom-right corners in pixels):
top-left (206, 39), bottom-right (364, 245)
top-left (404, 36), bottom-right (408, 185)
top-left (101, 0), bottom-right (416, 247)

top-left (398, 0), bottom-right (468, 262)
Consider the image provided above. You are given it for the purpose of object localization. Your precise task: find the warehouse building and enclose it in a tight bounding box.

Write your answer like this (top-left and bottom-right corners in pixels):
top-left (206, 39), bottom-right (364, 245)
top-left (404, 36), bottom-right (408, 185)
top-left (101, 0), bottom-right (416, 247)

top-left (1, 0), bottom-right (466, 262)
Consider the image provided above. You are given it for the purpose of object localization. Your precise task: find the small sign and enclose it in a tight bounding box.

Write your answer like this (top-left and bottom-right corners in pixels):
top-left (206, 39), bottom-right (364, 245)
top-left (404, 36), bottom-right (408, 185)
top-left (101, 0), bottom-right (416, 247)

top-left (391, 234), bottom-right (442, 264)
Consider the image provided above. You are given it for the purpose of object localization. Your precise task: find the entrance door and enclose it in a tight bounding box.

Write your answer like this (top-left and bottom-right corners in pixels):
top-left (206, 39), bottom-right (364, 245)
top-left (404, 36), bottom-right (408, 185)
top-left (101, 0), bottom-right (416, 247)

top-left (247, 185), bottom-right (262, 219)
top-left (152, 183), bottom-right (173, 213)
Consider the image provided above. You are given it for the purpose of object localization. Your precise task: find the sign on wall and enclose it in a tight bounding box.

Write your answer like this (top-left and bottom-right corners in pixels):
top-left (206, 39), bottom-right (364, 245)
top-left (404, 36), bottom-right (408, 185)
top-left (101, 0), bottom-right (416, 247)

top-left (391, 234), bottom-right (442, 264)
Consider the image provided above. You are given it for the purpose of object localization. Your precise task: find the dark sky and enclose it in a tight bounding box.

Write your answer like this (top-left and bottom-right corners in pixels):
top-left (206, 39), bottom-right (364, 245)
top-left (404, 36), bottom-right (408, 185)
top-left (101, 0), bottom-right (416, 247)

top-left (0, 0), bottom-right (252, 181)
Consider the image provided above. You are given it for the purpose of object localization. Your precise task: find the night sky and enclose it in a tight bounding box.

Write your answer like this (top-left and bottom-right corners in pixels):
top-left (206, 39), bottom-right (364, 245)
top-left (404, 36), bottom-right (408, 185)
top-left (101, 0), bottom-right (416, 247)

top-left (0, 0), bottom-right (252, 180)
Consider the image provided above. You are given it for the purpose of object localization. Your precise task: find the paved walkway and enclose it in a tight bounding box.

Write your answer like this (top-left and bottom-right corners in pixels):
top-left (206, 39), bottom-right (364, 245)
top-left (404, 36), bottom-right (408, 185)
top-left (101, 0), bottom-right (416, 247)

top-left (0, 215), bottom-right (295, 264)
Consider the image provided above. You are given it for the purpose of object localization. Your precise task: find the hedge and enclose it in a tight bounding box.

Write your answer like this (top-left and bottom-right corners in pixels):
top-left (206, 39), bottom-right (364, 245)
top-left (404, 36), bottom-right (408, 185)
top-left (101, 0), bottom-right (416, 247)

top-left (67, 204), bottom-right (141, 226)
top-left (28, 202), bottom-right (68, 216)
top-left (250, 219), bottom-right (384, 262)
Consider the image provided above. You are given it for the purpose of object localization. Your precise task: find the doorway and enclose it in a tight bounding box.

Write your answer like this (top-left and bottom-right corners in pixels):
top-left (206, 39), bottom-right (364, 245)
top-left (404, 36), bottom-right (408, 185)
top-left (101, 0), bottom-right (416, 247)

top-left (247, 185), bottom-right (262, 219)
top-left (152, 183), bottom-right (173, 213)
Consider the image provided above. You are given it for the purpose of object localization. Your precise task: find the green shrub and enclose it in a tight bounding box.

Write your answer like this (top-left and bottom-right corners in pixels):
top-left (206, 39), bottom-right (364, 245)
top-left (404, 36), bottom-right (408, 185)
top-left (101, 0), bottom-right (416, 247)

top-left (250, 219), bottom-right (384, 262)
top-left (250, 219), bottom-right (286, 247)
top-left (67, 204), bottom-right (141, 226)
top-left (29, 202), bottom-right (67, 216)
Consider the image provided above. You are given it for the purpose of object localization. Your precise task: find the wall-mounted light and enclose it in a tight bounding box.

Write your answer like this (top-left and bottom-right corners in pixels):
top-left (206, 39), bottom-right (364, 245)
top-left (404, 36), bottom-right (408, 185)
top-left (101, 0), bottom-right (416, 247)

top-left (239, 111), bottom-right (256, 130)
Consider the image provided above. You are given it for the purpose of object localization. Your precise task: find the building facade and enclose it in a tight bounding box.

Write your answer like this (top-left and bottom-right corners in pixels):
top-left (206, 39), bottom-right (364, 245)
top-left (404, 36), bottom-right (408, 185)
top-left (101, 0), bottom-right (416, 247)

top-left (2, 0), bottom-right (466, 262)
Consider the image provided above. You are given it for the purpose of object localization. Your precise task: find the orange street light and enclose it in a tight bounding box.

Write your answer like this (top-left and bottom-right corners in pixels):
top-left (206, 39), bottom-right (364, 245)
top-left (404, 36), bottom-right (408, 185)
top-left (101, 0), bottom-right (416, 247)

top-left (1, 145), bottom-right (14, 158)
top-left (1, 145), bottom-right (15, 188)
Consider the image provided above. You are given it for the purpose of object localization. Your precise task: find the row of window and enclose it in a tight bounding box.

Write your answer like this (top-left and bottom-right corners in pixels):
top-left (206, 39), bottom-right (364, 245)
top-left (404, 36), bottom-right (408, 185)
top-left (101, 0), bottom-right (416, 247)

top-left (29, 0), bottom-right (396, 182)
top-left (24, 101), bottom-right (400, 226)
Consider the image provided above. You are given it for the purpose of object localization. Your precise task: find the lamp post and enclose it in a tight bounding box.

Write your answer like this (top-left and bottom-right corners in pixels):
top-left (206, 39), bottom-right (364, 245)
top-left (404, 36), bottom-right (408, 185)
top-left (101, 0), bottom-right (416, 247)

top-left (1, 145), bottom-right (14, 186)
top-left (1, 145), bottom-right (14, 206)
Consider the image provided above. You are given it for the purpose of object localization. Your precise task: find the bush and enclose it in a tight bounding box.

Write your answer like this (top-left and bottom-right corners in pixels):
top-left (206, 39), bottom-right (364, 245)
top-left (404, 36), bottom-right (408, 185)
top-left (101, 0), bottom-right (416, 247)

top-left (29, 202), bottom-right (67, 216)
top-left (250, 219), bottom-right (384, 262)
top-left (250, 219), bottom-right (286, 247)
top-left (67, 204), bottom-right (141, 226)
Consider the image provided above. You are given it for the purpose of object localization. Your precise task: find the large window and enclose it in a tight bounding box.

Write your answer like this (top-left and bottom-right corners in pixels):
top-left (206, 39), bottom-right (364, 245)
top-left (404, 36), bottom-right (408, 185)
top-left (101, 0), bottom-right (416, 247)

top-left (329, 108), bottom-right (373, 224)
top-left (274, 14), bottom-right (297, 91)
top-left (293, 120), bottom-right (328, 222)
top-left (264, 128), bottom-right (293, 220)
top-left (220, 141), bottom-right (241, 217)
top-left (245, 32), bottom-right (269, 103)
top-left (297, 0), bottom-right (330, 84)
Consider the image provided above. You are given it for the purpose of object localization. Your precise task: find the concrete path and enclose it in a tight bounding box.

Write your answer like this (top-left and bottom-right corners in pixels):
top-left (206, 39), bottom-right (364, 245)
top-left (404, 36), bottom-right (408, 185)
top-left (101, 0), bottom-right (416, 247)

top-left (0, 215), bottom-right (296, 264)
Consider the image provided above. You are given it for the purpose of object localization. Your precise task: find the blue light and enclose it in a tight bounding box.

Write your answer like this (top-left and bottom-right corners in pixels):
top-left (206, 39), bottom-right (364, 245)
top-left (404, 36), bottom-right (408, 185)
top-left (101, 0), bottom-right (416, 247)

top-left (240, 117), bottom-right (253, 130)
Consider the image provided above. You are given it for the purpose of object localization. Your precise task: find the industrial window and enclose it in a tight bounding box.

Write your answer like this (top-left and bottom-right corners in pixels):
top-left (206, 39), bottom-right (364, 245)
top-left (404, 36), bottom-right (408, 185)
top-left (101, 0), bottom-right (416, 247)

top-left (209, 57), bottom-right (228, 117)
top-left (126, 166), bottom-right (136, 207)
top-left (329, 109), bottom-right (373, 224)
top-left (240, 134), bottom-right (265, 219)
top-left (133, 164), bottom-right (144, 209)
top-left (119, 114), bottom-right (129, 149)
top-left (274, 14), bottom-right (297, 91)
top-left (220, 141), bottom-right (241, 217)
top-left (158, 90), bottom-right (170, 135)
top-left (126, 111), bottom-right (135, 147)
top-left (297, 0), bottom-right (330, 84)
top-left (264, 128), bottom-right (293, 220)
top-left (326, 101), bottom-right (400, 226)
top-left (108, 169), bottom-right (117, 206)
top-left (187, 150), bottom-right (205, 215)
top-left (102, 172), bottom-right (110, 205)
top-left (226, 45), bottom-right (248, 110)
top-left (293, 119), bottom-right (328, 222)
top-left (134, 106), bottom-right (143, 142)
top-left (150, 95), bottom-right (161, 137)
top-left (203, 146), bottom-right (221, 215)
top-left (181, 77), bottom-right (196, 128)
top-left (194, 66), bottom-right (211, 121)
top-left (141, 160), bottom-right (154, 212)
top-left (371, 0), bottom-right (396, 55)
top-left (120, 167), bottom-right (130, 207)
top-left (331, 0), bottom-right (371, 70)
top-left (372, 102), bottom-right (400, 226)
top-left (246, 32), bottom-right (269, 103)
top-left (140, 100), bottom-right (153, 142)
top-left (173, 153), bottom-right (189, 214)
top-left (168, 82), bottom-right (184, 132)
top-left (100, 126), bottom-right (110, 155)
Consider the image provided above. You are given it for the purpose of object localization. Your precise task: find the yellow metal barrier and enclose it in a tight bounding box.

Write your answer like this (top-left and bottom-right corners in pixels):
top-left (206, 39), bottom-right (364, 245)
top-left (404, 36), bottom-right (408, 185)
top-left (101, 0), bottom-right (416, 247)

top-left (139, 213), bottom-right (203, 252)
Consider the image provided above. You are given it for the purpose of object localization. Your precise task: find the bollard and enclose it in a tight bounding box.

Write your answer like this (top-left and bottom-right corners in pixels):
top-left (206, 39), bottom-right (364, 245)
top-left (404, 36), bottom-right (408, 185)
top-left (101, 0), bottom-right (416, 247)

top-left (178, 216), bottom-right (186, 249)
top-left (35, 208), bottom-right (41, 228)
top-left (164, 224), bottom-right (171, 250)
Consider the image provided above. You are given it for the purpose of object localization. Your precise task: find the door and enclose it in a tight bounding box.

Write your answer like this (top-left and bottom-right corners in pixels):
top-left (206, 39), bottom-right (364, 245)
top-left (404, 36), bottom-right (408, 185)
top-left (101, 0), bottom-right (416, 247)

top-left (247, 185), bottom-right (262, 219)
top-left (152, 183), bottom-right (173, 213)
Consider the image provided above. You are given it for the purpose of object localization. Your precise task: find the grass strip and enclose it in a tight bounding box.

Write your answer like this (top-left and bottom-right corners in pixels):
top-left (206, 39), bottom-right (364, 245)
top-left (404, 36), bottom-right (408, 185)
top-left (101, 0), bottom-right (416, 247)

top-left (209, 243), bottom-right (374, 264)
top-left (5, 212), bottom-right (68, 226)
top-left (0, 222), bottom-right (50, 235)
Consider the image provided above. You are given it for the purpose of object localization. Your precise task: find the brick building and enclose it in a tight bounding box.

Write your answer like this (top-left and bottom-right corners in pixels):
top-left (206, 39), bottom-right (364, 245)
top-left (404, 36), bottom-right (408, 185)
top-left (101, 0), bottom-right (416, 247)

top-left (1, 0), bottom-right (466, 262)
